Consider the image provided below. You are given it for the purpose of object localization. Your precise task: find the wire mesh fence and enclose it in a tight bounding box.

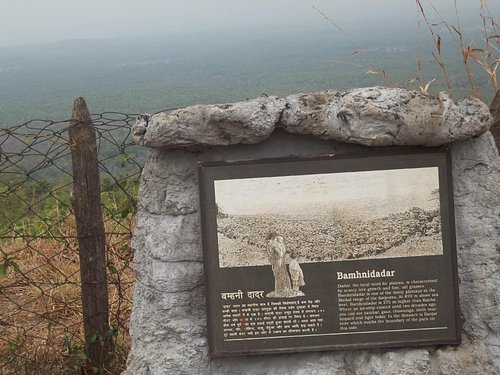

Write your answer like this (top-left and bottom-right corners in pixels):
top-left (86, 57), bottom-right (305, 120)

top-left (0, 110), bottom-right (145, 374)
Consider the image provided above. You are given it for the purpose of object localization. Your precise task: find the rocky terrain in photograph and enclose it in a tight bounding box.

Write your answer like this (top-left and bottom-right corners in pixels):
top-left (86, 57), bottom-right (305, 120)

top-left (217, 206), bottom-right (442, 267)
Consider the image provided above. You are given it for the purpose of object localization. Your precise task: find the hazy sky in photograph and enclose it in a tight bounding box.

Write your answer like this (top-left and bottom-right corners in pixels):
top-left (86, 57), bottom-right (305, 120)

top-left (215, 167), bottom-right (439, 216)
top-left (1, 0), bottom-right (498, 47)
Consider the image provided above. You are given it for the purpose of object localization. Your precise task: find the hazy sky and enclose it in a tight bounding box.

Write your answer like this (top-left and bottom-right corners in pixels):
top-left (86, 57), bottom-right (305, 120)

top-left (1, 0), bottom-right (497, 47)
top-left (215, 167), bottom-right (439, 216)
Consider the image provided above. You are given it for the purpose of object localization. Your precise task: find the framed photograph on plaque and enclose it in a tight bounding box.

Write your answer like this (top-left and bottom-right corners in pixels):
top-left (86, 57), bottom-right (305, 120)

top-left (198, 149), bottom-right (461, 356)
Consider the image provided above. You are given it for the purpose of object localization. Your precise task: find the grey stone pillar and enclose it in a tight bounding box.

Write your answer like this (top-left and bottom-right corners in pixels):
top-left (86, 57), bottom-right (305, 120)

top-left (124, 87), bottom-right (499, 375)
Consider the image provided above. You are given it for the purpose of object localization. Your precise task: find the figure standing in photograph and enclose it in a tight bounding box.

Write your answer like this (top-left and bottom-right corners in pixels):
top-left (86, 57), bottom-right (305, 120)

top-left (266, 232), bottom-right (291, 297)
top-left (288, 253), bottom-right (305, 296)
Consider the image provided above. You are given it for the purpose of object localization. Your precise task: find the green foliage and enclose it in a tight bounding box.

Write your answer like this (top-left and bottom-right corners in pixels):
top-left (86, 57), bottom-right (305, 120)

top-left (100, 175), bottom-right (140, 221)
top-left (0, 175), bottom-right (71, 236)
top-left (0, 172), bottom-right (138, 237)
top-left (1, 24), bottom-right (496, 127)
top-left (58, 326), bottom-right (126, 375)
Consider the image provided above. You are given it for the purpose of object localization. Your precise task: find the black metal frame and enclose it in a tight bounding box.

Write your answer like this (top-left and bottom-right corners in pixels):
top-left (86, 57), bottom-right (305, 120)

top-left (198, 149), bottom-right (461, 357)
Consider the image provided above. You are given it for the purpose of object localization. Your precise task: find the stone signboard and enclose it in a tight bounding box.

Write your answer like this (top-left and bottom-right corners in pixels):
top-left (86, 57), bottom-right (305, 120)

top-left (124, 87), bottom-right (499, 375)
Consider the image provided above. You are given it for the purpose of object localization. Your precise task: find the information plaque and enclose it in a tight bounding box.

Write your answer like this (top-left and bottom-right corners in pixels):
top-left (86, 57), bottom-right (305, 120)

top-left (198, 149), bottom-right (461, 356)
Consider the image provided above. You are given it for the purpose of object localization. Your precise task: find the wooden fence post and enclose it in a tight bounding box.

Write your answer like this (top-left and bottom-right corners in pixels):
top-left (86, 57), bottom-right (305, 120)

top-left (69, 97), bottom-right (110, 370)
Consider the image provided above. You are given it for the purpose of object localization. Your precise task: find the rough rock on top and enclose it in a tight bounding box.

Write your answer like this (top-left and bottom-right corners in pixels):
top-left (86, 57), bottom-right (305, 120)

top-left (132, 97), bottom-right (285, 148)
top-left (132, 87), bottom-right (492, 148)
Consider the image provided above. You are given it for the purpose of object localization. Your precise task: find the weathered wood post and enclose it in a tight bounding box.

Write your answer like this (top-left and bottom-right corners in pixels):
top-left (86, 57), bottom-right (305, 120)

top-left (69, 97), bottom-right (110, 370)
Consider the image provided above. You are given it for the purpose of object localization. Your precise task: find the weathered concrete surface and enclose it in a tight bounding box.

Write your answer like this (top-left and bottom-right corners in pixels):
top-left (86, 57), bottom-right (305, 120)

top-left (132, 97), bottom-right (285, 148)
top-left (132, 87), bottom-right (492, 148)
top-left (281, 88), bottom-right (492, 146)
top-left (124, 128), bottom-right (499, 374)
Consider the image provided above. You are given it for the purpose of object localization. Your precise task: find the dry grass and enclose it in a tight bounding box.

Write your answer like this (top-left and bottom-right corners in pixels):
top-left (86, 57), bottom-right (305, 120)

top-left (314, 0), bottom-right (499, 100)
top-left (416, 0), bottom-right (499, 97)
top-left (0, 215), bottom-right (134, 374)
